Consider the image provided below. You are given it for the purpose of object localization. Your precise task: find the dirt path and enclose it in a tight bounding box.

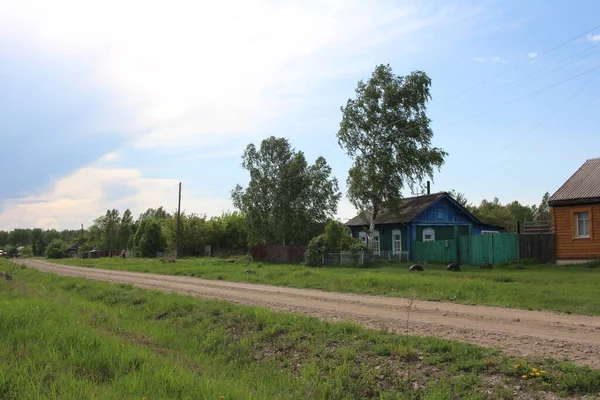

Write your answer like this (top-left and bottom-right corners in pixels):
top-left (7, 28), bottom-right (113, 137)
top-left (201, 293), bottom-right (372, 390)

top-left (15, 259), bottom-right (600, 368)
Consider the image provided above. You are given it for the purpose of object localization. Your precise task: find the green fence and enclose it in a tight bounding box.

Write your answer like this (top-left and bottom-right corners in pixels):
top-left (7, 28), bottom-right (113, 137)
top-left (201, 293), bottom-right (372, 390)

top-left (412, 240), bottom-right (457, 263)
top-left (412, 233), bottom-right (520, 265)
top-left (460, 233), bottom-right (519, 265)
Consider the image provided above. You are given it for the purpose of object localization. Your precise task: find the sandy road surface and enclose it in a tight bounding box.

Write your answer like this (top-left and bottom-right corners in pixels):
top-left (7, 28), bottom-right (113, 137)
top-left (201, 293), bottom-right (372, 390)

top-left (14, 259), bottom-right (600, 368)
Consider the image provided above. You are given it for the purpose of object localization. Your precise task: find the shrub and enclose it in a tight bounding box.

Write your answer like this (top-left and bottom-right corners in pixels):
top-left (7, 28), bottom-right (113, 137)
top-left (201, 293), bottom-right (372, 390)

top-left (305, 235), bottom-right (326, 267)
top-left (46, 239), bottom-right (67, 259)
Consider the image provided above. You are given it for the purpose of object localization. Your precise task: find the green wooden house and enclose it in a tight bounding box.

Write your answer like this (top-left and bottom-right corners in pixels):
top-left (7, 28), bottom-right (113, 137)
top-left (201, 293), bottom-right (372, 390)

top-left (345, 192), bottom-right (503, 260)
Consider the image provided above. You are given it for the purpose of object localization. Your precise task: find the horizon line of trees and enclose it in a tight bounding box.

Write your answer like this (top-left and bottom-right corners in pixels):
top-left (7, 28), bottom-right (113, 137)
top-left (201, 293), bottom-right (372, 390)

top-left (0, 190), bottom-right (552, 257)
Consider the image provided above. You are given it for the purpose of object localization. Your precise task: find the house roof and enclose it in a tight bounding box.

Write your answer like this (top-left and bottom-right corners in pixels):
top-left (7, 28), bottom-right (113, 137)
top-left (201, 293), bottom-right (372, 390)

top-left (345, 192), bottom-right (449, 226)
top-left (549, 158), bottom-right (600, 205)
top-left (68, 241), bottom-right (82, 251)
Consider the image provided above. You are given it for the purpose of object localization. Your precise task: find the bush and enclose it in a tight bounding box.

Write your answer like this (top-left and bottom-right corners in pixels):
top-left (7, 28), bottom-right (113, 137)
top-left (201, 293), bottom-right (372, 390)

top-left (305, 235), bottom-right (326, 267)
top-left (46, 239), bottom-right (67, 259)
top-left (19, 245), bottom-right (34, 258)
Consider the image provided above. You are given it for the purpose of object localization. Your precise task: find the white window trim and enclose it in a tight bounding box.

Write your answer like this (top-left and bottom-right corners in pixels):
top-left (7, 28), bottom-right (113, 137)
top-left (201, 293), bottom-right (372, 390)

top-left (574, 212), bottom-right (590, 238)
top-left (358, 231), bottom-right (368, 245)
top-left (423, 228), bottom-right (435, 242)
top-left (392, 229), bottom-right (402, 255)
top-left (372, 230), bottom-right (380, 255)
top-left (481, 230), bottom-right (499, 235)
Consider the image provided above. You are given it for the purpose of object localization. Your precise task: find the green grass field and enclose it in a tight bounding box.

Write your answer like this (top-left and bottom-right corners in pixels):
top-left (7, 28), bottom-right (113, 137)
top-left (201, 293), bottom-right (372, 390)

top-left (1, 258), bottom-right (599, 399)
top-left (51, 256), bottom-right (600, 316)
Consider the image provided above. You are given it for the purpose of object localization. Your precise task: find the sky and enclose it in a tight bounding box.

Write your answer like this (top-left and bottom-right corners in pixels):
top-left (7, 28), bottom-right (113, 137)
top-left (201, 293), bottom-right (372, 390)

top-left (1, 0), bottom-right (599, 230)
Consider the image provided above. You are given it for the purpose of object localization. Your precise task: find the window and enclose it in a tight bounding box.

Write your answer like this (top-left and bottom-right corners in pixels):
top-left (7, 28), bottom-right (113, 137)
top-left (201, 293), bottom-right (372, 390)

top-left (481, 230), bottom-right (499, 235)
top-left (575, 212), bottom-right (590, 238)
top-left (373, 230), bottom-right (380, 255)
top-left (359, 231), bottom-right (368, 245)
top-left (392, 229), bottom-right (402, 254)
top-left (423, 228), bottom-right (435, 242)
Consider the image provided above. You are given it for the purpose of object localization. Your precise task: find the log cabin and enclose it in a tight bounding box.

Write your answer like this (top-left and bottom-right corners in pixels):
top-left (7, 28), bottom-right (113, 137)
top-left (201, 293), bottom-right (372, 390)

top-left (549, 158), bottom-right (600, 264)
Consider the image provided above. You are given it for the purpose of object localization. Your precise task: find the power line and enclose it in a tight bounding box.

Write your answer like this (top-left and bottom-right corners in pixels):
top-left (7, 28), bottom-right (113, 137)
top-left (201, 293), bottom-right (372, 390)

top-left (470, 68), bottom-right (600, 165)
top-left (437, 42), bottom-right (600, 119)
top-left (239, 62), bottom-right (600, 189)
top-left (435, 22), bottom-right (600, 105)
top-left (462, 84), bottom-right (600, 184)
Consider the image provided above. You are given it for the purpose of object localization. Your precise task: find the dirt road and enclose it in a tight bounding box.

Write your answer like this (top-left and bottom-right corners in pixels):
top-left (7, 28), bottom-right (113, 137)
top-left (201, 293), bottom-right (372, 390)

top-left (15, 259), bottom-right (600, 368)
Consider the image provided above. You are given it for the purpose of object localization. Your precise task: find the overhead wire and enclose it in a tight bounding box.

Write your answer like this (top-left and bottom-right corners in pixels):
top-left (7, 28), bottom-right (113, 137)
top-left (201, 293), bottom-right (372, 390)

top-left (235, 24), bottom-right (600, 189)
top-left (460, 71), bottom-right (600, 184)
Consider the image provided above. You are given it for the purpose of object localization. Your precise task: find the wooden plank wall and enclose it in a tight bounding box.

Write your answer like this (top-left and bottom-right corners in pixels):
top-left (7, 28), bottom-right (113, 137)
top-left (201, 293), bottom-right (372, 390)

top-left (553, 204), bottom-right (600, 260)
top-left (519, 234), bottom-right (555, 264)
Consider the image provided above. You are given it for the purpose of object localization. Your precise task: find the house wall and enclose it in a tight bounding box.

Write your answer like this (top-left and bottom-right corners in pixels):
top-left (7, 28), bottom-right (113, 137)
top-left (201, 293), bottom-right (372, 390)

top-left (416, 225), bottom-right (470, 241)
top-left (411, 197), bottom-right (474, 225)
top-left (350, 224), bottom-right (408, 252)
top-left (553, 204), bottom-right (600, 260)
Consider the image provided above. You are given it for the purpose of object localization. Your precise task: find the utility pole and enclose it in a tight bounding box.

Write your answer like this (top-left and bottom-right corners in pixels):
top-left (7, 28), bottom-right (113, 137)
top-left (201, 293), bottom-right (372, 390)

top-left (176, 182), bottom-right (182, 258)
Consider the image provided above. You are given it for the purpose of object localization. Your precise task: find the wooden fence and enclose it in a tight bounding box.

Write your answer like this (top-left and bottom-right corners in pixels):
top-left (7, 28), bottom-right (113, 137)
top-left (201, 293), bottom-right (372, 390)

top-left (412, 232), bottom-right (556, 265)
top-left (519, 233), bottom-right (556, 264)
top-left (250, 245), bottom-right (307, 264)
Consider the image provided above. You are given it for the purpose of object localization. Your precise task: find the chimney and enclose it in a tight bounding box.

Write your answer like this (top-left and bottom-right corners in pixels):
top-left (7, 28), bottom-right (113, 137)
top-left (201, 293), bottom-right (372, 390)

top-left (426, 181), bottom-right (430, 195)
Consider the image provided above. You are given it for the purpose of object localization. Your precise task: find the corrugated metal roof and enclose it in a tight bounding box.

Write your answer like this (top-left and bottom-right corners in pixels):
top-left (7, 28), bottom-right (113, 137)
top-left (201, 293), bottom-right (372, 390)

top-left (345, 192), bottom-right (445, 226)
top-left (549, 158), bottom-right (600, 204)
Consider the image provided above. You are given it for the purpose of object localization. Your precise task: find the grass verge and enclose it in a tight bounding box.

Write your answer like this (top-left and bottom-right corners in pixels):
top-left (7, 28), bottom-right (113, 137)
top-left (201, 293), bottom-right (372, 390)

top-left (51, 256), bottom-right (600, 316)
top-left (1, 259), bottom-right (599, 399)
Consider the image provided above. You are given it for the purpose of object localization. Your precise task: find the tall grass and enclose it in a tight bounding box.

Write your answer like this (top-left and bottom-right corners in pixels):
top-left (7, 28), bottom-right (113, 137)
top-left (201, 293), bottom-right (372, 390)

top-left (2, 259), bottom-right (599, 399)
top-left (53, 256), bottom-right (600, 316)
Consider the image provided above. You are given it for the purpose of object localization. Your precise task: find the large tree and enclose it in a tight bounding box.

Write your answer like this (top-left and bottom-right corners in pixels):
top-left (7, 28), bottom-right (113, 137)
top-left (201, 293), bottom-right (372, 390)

top-left (232, 136), bottom-right (341, 245)
top-left (338, 64), bottom-right (447, 246)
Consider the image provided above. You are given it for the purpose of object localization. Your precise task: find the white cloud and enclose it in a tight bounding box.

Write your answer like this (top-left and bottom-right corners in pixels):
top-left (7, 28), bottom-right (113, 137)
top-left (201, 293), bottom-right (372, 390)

top-left (473, 56), bottom-right (502, 63)
top-left (0, 0), bottom-right (468, 150)
top-left (587, 33), bottom-right (600, 42)
top-left (0, 163), bottom-right (232, 230)
top-left (527, 52), bottom-right (539, 59)
top-left (100, 152), bottom-right (120, 163)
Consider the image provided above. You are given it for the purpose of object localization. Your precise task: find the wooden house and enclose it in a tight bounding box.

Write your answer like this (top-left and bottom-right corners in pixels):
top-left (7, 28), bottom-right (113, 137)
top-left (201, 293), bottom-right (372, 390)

top-left (345, 191), bottom-right (503, 260)
top-left (549, 158), bottom-right (600, 264)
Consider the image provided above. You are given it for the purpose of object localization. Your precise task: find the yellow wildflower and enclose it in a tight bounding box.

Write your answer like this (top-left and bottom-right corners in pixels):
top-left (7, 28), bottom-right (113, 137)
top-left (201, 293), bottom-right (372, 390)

top-left (535, 372), bottom-right (541, 377)
top-left (521, 375), bottom-right (528, 379)
top-left (121, 344), bottom-right (125, 347)
top-left (532, 367), bottom-right (538, 373)
top-left (540, 370), bottom-right (546, 374)
top-left (514, 364), bottom-right (520, 369)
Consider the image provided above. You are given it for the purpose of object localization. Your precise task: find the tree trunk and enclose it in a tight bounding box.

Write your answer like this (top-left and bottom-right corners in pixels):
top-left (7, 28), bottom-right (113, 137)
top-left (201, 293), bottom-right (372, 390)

top-left (368, 203), bottom-right (379, 252)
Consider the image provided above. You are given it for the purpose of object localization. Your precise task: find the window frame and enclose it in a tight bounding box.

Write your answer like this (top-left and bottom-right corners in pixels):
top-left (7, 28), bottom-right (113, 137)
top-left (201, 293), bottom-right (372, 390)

top-left (423, 228), bottom-right (435, 242)
top-left (372, 230), bottom-right (380, 255)
top-left (392, 229), bottom-right (402, 255)
top-left (571, 207), bottom-right (593, 240)
top-left (574, 211), bottom-right (591, 239)
top-left (358, 231), bottom-right (368, 245)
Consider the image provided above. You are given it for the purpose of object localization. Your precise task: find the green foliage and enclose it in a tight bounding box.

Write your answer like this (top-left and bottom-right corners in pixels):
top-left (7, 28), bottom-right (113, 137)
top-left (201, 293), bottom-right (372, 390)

top-left (3, 245), bottom-right (17, 258)
top-left (448, 192), bottom-right (552, 231)
top-left (163, 211), bottom-right (248, 257)
top-left (19, 245), bottom-right (34, 258)
top-left (305, 235), bottom-right (326, 266)
top-left (232, 136), bottom-right (341, 246)
top-left (338, 64), bottom-right (447, 246)
top-left (1, 263), bottom-right (597, 399)
top-left (45, 239), bottom-right (67, 259)
top-left (305, 221), bottom-right (366, 266)
top-left (132, 218), bottom-right (166, 257)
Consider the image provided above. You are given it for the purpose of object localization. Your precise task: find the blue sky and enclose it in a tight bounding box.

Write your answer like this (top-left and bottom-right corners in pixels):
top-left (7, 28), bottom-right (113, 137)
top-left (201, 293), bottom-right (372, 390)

top-left (1, 0), bottom-right (599, 230)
